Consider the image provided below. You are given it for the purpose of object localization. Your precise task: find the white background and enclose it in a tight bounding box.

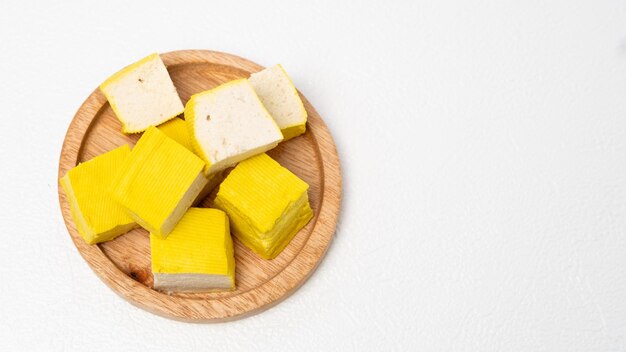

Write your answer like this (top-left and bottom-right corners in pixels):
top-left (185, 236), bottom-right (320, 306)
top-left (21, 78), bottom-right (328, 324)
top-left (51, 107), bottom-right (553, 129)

top-left (1, 0), bottom-right (626, 351)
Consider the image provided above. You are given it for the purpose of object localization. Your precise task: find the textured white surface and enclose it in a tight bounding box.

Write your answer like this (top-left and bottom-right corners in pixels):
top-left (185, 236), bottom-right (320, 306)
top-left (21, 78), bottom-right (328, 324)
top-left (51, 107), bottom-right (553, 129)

top-left (1, 0), bottom-right (626, 350)
top-left (100, 54), bottom-right (184, 133)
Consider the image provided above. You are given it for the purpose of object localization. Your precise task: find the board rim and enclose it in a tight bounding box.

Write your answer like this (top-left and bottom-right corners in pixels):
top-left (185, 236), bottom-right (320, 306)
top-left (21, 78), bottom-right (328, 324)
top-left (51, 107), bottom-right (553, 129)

top-left (57, 49), bottom-right (342, 322)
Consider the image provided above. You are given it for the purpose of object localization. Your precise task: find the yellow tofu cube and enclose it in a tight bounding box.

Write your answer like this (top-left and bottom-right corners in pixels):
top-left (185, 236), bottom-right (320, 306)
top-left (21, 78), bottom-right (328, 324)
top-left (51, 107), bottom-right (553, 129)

top-left (150, 208), bottom-right (235, 292)
top-left (111, 127), bottom-right (207, 237)
top-left (100, 53), bottom-right (184, 134)
top-left (60, 145), bottom-right (136, 244)
top-left (214, 153), bottom-right (313, 259)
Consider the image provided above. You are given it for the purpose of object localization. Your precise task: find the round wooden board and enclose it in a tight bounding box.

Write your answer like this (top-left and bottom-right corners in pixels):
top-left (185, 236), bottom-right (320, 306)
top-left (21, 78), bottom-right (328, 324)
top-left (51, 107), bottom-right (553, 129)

top-left (57, 50), bottom-right (342, 322)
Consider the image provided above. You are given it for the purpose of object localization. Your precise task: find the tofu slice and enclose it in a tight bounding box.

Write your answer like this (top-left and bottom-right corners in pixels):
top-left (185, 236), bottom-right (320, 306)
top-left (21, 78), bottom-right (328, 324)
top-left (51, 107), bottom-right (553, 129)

top-left (111, 127), bottom-right (207, 238)
top-left (60, 145), bottom-right (136, 244)
top-left (249, 64), bottom-right (308, 140)
top-left (151, 208), bottom-right (235, 292)
top-left (100, 53), bottom-right (184, 134)
top-left (185, 79), bottom-right (283, 175)
top-left (156, 117), bottom-right (223, 205)
top-left (214, 153), bottom-right (313, 259)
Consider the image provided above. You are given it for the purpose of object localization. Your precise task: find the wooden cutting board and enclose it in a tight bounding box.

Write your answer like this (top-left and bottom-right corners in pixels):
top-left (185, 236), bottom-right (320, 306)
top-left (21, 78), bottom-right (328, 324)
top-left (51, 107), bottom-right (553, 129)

top-left (57, 50), bottom-right (342, 322)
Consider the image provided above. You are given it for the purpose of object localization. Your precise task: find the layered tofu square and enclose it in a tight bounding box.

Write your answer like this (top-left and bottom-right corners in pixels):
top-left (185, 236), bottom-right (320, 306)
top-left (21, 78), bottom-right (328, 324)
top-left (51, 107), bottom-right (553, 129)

top-left (111, 127), bottom-right (207, 237)
top-left (214, 153), bottom-right (313, 259)
top-left (100, 53), bottom-right (184, 133)
top-left (249, 64), bottom-right (308, 140)
top-left (60, 145), bottom-right (136, 244)
top-left (185, 79), bottom-right (283, 175)
top-left (151, 208), bottom-right (235, 292)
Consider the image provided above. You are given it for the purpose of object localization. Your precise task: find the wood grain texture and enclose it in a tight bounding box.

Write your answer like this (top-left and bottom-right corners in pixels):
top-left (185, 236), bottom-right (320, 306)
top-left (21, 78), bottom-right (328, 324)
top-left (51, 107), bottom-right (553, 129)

top-left (57, 50), bottom-right (342, 322)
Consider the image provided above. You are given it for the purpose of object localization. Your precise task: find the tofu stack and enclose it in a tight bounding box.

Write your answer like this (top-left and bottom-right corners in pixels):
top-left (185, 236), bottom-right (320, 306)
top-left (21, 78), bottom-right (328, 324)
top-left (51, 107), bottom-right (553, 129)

top-left (60, 145), bottom-right (136, 244)
top-left (151, 208), bottom-right (235, 292)
top-left (110, 127), bottom-right (207, 238)
top-left (100, 53), bottom-right (184, 133)
top-left (185, 79), bottom-right (283, 175)
top-left (214, 153), bottom-right (313, 259)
